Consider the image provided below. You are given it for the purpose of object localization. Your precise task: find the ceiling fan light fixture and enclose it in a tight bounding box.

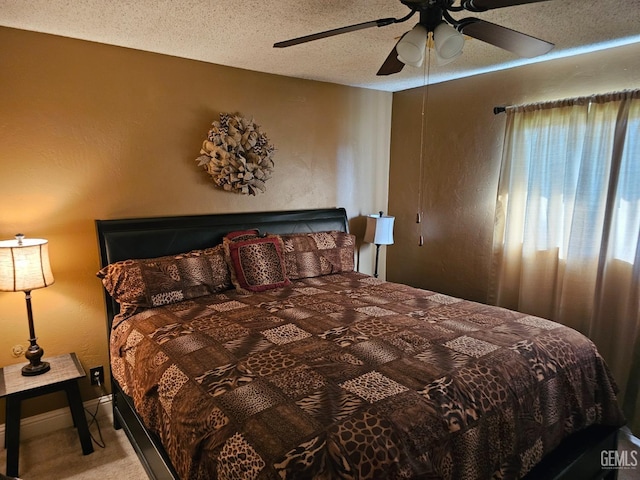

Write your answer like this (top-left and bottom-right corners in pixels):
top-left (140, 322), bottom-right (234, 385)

top-left (397, 54), bottom-right (424, 68)
top-left (275, 0), bottom-right (556, 77)
top-left (433, 22), bottom-right (464, 60)
top-left (435, 47), bottom-right (462, 66)
top-left (396, 24), bottom-right (428, 67)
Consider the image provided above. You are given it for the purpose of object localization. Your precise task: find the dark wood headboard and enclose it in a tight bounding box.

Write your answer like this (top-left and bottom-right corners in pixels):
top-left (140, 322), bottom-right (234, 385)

top-left (96, 208), bottom-right (349, 329)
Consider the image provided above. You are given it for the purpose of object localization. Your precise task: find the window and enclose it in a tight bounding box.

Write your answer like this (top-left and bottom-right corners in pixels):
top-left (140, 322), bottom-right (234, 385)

top-left (491, 90), bottom-right (640, 435)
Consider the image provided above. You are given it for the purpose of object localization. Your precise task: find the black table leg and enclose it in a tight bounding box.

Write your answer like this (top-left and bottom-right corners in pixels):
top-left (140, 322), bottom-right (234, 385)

top-left (65, 381), bottom-right (94, 455)
top-left (5, 395), bottom-right (21, 477)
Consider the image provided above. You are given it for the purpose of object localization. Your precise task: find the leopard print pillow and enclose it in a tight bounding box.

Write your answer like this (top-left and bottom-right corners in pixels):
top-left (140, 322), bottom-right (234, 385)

top-left (223, 234), bottom-right (290, 294)
top-left (280, 231), bottom-right (355, 280)
top-left (97, 244), bottom-right (231, 311)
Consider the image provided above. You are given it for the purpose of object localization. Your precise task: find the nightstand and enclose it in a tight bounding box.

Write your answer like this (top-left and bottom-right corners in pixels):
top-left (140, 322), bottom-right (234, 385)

top-left (0, 352), bottom-right (94, 477)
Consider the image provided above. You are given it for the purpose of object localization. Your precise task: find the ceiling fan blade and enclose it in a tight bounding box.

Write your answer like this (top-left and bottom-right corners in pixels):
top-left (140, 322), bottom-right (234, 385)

top-left (274, 18), bottom-right (396, 48)
top-left (458, 18), bottom-right (554, 57)
top-left (377, 44), bottom-right (405, 76)
top-left (463, 0), bottom-right (551, 11)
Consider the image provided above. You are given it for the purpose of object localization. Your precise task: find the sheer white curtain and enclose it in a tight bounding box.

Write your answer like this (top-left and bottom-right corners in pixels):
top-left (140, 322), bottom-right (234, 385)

top-left (490, 90), bottom-right (640, 434)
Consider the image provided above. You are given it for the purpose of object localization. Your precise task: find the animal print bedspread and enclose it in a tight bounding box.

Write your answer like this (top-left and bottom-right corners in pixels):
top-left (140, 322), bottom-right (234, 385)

top-left (110, 272), bottom-right (624, 479)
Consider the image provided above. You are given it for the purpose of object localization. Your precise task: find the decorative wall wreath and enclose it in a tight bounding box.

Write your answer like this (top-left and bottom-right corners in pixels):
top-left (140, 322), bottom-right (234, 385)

top-left (196, 113), bottom-right (275, 195)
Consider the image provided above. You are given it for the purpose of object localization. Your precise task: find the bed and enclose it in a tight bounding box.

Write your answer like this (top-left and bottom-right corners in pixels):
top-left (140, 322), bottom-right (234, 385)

top-left (96, 207), bottom-right (625, 480)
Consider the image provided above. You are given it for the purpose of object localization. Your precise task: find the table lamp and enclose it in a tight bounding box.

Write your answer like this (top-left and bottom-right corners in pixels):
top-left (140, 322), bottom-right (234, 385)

top-left (364, 211), bottom-right (395, 278)
top-left (0, 234), bottom-right (54, 376)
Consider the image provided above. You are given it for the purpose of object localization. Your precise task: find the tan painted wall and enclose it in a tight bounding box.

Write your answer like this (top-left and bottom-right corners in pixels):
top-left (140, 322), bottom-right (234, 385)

top-left (388, 43), bottom-right (640, 303)
top-left (0, 27), bottom-right (392, 420)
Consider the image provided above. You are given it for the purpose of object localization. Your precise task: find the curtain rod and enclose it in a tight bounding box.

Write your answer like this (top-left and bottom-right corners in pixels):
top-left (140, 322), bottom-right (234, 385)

top-left (493, 89), bottom-right (639, 116)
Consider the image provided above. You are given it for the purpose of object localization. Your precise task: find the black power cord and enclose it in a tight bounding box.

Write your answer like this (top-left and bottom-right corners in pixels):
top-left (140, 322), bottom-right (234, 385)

top-left (84, 375), bottom-right (107, 449)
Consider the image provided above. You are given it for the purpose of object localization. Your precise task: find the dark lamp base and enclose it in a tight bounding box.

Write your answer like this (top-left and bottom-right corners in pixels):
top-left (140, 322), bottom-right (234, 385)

top-left (22, 361), bottom-right (51, 376)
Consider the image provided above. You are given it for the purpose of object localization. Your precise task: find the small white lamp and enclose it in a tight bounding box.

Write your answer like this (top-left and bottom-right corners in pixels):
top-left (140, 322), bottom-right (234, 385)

top-left (0, 234), bottom-right (55, 376)
top-left (364, 212), bottom-right (395, 278)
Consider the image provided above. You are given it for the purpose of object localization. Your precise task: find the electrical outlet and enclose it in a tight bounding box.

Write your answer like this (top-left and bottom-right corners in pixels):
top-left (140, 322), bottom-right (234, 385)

top-left (90, 366), bottom-right (104, 386)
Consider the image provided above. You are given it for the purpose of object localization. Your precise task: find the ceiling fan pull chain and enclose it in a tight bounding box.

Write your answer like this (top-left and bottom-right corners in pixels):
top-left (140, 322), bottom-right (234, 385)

top-left (416, 37), bottom-right (431, 247)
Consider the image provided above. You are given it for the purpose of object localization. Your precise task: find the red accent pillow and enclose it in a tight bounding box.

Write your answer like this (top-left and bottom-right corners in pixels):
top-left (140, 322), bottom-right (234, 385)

top-left (224, 229), bottom-right (260, 242)
top-left (224, 235), bottom-right (290, 293)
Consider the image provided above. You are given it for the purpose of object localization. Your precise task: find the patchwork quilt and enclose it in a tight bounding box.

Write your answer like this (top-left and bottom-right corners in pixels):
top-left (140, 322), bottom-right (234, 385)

top-left (110, 272), bottom-right (624, 479)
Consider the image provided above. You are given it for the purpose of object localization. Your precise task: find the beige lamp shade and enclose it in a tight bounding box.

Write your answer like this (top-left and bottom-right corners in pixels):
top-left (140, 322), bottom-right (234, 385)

top-left (364, 214), bottom-right (395, 246)
top-left (0, 235), bottom-right (55, 292)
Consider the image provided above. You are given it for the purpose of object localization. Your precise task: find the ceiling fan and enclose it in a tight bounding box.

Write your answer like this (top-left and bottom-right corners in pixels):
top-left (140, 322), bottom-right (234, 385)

top-left (274, 0), bottom-right (555, 76)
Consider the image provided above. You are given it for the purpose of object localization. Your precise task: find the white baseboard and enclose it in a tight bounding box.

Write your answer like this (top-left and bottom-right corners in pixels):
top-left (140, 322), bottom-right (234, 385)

top-left (0, 394), bottom-right (112, 445)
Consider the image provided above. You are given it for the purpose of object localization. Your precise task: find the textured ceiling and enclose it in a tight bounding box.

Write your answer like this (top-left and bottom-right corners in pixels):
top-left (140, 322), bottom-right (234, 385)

top-left (1, 0), bottom-right (639, 92)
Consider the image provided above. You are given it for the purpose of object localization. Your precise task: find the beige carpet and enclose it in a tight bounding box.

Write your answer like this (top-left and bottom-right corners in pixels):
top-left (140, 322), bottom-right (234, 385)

top-left (0, 416), bottom-right (147, 479)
